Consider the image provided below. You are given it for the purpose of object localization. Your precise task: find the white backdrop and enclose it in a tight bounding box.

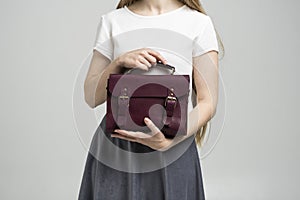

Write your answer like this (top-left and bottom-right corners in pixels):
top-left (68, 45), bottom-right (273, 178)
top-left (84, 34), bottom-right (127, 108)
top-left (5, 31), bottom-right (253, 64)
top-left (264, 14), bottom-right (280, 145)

top-left (0, 0), bottom-right (299, 199)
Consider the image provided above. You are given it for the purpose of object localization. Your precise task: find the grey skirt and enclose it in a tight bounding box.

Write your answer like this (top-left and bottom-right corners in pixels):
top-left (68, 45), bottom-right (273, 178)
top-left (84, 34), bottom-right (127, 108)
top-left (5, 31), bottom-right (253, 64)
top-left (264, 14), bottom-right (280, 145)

top-left (78, 114), bottom-right (206, 200)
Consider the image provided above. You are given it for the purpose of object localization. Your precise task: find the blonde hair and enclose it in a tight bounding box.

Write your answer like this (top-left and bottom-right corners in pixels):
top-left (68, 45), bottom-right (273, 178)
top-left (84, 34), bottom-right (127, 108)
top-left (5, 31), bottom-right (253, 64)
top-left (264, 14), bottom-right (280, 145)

top-left (116, 0), bottom-right (224, 148)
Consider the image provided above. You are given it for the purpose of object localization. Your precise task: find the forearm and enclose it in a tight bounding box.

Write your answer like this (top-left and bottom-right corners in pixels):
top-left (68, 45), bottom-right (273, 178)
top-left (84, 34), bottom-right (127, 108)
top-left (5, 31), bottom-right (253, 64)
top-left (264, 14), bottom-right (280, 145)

top-left (165, 101), bottom-right (216, 149)
top-left (187, 101), bottom-right (215, 137)
top-left (84, 58), bottom-right (124, 108)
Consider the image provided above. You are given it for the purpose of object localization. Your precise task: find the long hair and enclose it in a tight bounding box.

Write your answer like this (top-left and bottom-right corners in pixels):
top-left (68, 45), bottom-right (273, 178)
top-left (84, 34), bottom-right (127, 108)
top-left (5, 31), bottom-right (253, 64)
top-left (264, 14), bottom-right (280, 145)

top-left (116, 0), bottom-right (224, 148)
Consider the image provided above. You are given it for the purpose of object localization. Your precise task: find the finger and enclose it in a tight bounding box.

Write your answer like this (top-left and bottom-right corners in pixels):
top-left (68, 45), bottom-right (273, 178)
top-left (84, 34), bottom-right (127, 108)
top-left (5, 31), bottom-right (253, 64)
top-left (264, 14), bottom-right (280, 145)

top-left (144, 117), bottom-right (160, 135)
top-left (134, 62), bottom-right (149, 71)
top-left (116, 129), bottom-right (152, 140)
top-left (138, 56), bottom-right (152, 68)
top-left (111, 134), bottom-right (137, 142)
top-left (142, 52), bottom-right (157, 65)
top-left (114, 129), bottom-right (139, 139)
top-left (146, 49), bottom-right (167, 65)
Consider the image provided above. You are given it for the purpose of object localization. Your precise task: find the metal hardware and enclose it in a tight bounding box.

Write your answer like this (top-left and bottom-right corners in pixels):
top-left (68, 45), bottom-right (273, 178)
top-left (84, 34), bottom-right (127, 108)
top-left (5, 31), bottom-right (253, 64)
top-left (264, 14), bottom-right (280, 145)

top-left (170, 68), bottom-right (175, 75)
top-left (119, 87), bottom-right (129, 100)
top-left (119, 95), bottom-right (129, 99)
top-left (164, 96), bottom-right (177, 107)
top-left (156, 61), bottom-right (175, 75)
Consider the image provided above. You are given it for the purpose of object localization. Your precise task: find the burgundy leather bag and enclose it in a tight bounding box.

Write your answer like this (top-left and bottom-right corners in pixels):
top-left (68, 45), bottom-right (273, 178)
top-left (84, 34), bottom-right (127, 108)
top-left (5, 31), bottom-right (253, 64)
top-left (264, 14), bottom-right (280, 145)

top-left (106, 61), bottom-right (190, 138)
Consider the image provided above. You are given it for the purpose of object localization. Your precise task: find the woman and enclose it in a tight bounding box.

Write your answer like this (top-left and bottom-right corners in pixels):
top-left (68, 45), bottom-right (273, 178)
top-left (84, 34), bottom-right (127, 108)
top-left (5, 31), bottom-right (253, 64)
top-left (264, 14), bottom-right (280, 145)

top-left (79, 0), bottom-right (223, 199)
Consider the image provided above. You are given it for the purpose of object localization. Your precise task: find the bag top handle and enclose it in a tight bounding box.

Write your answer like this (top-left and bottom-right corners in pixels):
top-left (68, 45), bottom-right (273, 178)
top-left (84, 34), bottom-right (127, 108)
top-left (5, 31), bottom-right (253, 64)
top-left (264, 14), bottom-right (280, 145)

top-left (124, 60), bottom-right (175, 75)
top-left (156, 61), bottom-right (175, 74)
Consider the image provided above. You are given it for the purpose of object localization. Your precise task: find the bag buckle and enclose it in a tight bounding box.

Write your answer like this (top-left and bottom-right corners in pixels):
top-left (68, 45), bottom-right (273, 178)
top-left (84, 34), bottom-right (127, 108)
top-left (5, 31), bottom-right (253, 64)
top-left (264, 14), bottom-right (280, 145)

top-left (119, 95), bottom-right (129, 100)
top-left (164, 96), bottom-right (177, 107)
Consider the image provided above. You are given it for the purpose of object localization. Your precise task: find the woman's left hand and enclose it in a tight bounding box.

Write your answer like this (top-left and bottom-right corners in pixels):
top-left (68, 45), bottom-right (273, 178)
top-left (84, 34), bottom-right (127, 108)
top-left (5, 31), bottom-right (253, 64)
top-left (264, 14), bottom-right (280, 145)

top-left (111, 117), bottom-right (173, 151)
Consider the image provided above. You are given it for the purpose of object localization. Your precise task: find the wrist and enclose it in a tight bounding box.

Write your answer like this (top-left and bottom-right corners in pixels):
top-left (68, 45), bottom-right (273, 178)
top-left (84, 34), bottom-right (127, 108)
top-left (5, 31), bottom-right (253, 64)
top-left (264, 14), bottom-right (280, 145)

top-left (114, 56), bottom-right (124, 67)
top-left (108, 56), bottom-right (126, 74)
top-left (159, 138), bottom-right (173, 151)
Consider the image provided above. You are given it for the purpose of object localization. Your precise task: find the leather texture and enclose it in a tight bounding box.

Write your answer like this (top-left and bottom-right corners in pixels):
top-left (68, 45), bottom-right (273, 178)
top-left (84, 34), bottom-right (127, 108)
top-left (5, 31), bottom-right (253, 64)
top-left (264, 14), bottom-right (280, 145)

top-left (106, 73), bottom-right (190, 138)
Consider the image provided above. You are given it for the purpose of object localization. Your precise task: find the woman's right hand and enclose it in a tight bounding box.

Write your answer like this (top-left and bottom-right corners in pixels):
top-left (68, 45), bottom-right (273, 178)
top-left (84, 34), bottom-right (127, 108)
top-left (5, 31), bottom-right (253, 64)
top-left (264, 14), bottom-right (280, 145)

top-left (115, 48), bottom-right (167, 71)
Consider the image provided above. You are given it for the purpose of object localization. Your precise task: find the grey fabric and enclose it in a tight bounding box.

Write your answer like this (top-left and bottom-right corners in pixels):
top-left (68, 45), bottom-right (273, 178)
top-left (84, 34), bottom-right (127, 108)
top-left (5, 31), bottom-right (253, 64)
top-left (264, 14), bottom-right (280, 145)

top-left (78, 115), bottom-right (205, 200)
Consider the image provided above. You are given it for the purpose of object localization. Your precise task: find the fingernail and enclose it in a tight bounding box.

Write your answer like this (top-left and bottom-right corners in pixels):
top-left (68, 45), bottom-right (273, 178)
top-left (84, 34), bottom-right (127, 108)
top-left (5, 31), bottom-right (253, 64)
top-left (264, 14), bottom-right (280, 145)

top-left (144, 117), bottom-right (149, 122)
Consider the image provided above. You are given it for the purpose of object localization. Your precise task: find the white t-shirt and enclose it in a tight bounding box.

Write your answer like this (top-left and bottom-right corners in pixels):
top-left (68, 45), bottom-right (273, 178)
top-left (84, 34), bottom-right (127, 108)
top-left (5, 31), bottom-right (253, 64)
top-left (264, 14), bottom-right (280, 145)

top-left (93, 4), bottom-right (219, 114)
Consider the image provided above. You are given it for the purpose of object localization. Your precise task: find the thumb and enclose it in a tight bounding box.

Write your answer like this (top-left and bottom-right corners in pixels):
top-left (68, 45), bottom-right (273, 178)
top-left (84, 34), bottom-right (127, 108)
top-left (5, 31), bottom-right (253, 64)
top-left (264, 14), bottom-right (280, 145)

top-left (144, 117), bottom-right (160, 134)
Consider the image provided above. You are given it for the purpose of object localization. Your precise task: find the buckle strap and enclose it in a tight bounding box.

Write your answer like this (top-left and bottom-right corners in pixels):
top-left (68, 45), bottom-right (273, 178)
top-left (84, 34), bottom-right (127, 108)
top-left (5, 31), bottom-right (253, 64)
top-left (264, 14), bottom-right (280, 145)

top-left (164, 88), bottom-right (177, 126)
top-left (117, 87), bottom-right (129, 128)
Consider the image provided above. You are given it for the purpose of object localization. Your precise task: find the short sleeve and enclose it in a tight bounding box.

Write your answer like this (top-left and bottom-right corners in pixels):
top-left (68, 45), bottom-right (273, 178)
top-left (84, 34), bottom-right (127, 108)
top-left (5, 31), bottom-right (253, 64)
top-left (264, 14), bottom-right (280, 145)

top-left (192, 16), bottom-right (219, 57)
top-left (93, 15), bottom-right (113, 61)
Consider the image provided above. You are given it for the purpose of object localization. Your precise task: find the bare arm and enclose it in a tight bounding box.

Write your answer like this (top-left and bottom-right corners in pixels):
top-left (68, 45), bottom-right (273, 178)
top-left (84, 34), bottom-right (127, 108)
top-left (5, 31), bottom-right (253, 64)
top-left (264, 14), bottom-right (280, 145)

top-left (169, 50), bottom-right (219, 147)
top-left (84, 50), bottom-right (123, 108)
top-left (188, 51), bottom-right (219, 134)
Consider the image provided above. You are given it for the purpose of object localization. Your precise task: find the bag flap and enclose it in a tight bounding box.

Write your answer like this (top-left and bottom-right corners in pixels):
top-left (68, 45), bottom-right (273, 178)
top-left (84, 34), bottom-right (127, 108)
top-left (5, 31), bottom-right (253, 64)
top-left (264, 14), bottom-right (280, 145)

top-left (107, 74), bottom-right (190, 98)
